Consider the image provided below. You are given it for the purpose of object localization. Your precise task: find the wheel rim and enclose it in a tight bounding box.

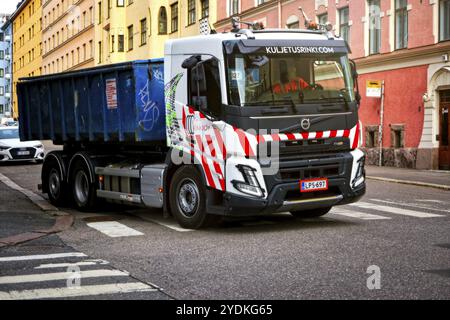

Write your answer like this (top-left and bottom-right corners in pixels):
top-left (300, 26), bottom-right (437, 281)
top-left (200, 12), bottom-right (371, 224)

top-left (48, 169), bottom-right (61, 200)
top-left (177, 178), bottom-right (199, 218)
top-left (74, 170), bottom-right (89, 205)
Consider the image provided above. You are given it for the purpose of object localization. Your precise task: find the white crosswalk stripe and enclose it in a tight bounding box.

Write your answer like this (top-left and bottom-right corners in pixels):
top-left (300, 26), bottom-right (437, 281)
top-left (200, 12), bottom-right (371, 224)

top-left (330, 208), bottom-right (391, 220)
top-left (86, 221), bottom-right (144, 237)
top-left (348, 201), bottom-right (444, 218)
top-left (0, 251), bottom-right (161, 300)
top-left (0, 283), bottom-right (156, 300)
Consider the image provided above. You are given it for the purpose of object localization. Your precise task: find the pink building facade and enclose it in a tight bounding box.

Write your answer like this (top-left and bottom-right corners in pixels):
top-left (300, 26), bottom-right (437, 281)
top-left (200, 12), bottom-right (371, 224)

top-left (214, 0), bottom-right (450, 169)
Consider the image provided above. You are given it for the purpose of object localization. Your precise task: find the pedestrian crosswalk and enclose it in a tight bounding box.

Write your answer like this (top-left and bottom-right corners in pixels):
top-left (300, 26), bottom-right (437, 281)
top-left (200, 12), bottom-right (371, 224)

top-left (0, 251), bottom-right (164, 300)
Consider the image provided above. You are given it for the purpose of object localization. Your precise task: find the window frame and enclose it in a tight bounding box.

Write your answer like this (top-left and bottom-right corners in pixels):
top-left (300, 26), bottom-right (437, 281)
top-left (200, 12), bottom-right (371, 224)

top-left (171, 3), bottom-right (179, 33)
top-left (439, 0), bottom-right (450, 41)
top-left (128, 25), bottom-right (133, 51)
top-left (140, 18), bottom-right (147, 46)
top-left (339, 7), bottom-right (350, 44)
top-left (158, 7), bottom-right (168, 35)
top-left (187, 0), bottom-right (196, 26)
top-left (368, 0), bottom-right (381, 55)
top-left (394, 0), bottom-right (408, 50)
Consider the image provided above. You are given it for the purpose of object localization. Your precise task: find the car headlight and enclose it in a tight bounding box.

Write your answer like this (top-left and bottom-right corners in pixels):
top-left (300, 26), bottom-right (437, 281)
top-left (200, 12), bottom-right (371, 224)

top-left (232, 165), bottom-right (265, 198)
top-left (352, 156), bottom-right (365, 188)
top-left (34, 144), bottom-right (43, 149)
top-left (0, 145), bottom-right (10, 151)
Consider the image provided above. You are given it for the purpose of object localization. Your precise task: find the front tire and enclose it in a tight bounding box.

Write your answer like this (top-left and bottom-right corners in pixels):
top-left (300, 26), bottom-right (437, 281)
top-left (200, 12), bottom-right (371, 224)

top-left (290, 207), bottom-right (332, 218)
top-left (169, 166), bottom-right (217, 229)
top-left (70, 160), bottom-right (97, 211)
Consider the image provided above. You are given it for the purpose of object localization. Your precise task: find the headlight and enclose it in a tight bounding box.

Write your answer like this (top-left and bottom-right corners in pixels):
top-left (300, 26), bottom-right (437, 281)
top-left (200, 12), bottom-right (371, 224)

top-left (34, 144), bottom-right (43, 149)
top-left (352, 156), bottom-right (365, 188)
top-left (0, 145), bottom-right (10, 151)
top-left (232, 165), bottom-right (265, 198)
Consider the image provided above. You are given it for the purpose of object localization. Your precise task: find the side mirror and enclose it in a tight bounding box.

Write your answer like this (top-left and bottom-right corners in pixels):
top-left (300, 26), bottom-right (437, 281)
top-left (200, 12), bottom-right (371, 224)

top-left (182, 55), bottom-right (201, 69)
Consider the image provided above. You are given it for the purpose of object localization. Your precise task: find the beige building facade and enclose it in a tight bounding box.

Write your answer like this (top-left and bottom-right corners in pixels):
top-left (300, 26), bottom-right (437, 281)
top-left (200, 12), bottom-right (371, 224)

top-left (42, 0), bottom-right (95, 74)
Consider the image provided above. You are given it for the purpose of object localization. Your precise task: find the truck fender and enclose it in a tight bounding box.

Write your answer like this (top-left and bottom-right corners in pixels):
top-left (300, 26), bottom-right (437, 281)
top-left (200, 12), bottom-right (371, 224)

top-left (67, 152), bottom-right (96, 184)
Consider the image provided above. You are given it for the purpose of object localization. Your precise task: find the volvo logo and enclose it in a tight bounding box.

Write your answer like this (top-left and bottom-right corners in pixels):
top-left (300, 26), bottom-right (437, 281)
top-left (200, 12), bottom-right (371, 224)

top-left (301, 118), bottom-right (311, 130)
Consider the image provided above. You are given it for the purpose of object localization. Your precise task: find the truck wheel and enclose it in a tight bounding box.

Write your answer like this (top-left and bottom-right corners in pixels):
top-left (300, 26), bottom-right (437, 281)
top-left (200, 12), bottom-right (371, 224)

top-left (169, 166), bottom-right (217, 229)
top-left (290, 207), bottom-right (332, 218)
top-left (71, 160), bottom-right (96, 211)
top-left (45, 163), bottom-right (67, 206)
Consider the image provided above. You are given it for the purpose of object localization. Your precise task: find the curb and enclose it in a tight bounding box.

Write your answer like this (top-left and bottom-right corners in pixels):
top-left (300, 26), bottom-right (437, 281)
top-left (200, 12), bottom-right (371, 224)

top-left (366, 176), bottom-right (450, 191)
top-left (0, 173), bottom-right (73, 248)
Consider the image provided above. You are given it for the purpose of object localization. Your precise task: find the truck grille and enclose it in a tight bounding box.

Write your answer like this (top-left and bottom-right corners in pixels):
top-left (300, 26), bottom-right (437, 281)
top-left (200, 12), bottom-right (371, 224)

top-left (10, 147), bottom-right (36, 160)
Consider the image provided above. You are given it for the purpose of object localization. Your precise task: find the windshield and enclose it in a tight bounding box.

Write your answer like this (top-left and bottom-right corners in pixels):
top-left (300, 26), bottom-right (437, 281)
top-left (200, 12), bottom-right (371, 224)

top-left (0, 128), bottom-right (19, 139)
top-left (226, 54), bottom-right (355, 107)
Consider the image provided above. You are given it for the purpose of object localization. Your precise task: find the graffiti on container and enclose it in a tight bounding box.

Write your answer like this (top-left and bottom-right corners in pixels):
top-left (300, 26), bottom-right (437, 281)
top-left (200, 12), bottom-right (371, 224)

top-left (138, 80), bottom-right (160, 131)
top-left (153, 69), bottom-right (164, 83)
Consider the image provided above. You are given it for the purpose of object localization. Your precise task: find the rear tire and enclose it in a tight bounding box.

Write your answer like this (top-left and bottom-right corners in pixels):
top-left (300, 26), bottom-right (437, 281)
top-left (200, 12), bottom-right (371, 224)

top-left (44, 161), bottom-right (67, 206)
top-left (70, 160), bottom-right (97, 211)
top-left (290, 207), bottom-right (332, 218)
top-left (169, 166), bottom-right (218, 229)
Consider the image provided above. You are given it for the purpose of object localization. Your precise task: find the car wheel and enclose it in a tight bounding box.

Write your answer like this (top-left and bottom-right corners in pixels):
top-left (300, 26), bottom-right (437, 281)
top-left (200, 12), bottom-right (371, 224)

top-left (45, 163), bottom-right (67, 206)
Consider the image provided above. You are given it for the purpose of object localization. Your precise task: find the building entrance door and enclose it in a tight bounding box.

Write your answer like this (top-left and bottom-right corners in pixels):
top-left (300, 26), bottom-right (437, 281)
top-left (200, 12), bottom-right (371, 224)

top-left (439, 90), bottom-right (450, 170)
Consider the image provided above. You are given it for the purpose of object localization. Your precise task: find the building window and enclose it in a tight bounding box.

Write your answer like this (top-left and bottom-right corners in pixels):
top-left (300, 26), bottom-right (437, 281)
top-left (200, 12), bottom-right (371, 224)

top-left (171, 3), bottom-right (178, 33)
top-left (0, 51), bottom-right (3, 59)
top-left (368, 0), bottom-right (381, 54)
top-left (257, 0), bottom-right (265, 5)
top-left (98, 2), bottom-right (102, 24)
top-left (230, 0), bottom-right (239, 16)
top-left (0, 69), bottom-right (3, 77)
top-left (287, 21), bottom-right (299, 29)
top-left (127, 25), bottom-right (133, 51)
top-left (158, 7), bottom-right (167, 34)
top-left (187, 0), bottom-right (196, 25)
top-left (339, 7), bottom-right (350, 44)
top-left (317, 13), bottom-right (328, 25)
top-left (140, 19), bottom-right (147, 45)
top-left (365, 126), bottom-right (379, 148)
top-left (118, 34), bottom-right (124, 52)
top-left (0, 105), bottom-right (3, 114)
top-left (98, 42), bottom-right (102, 63)
top-left (201, 0), bottom-right (209, 18)
top-left (390, 125), bottom-right (405, 148)
top-left (117, 0), bottom-right (125, 6)
top-left (110, 35), bottom-right (115, 52)
top-left (440, 0), bottom-right (450, 41)
top-left (0, 87), bottom-right (4, 96)
top-left (107, 0), bottom-right (111, 19)
top-left (395, 0), bottom-right (408, 49)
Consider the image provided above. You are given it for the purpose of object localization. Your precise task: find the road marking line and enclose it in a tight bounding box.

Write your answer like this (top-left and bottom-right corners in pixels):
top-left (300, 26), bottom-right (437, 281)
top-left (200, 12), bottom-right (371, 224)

top-left (86, 221), bottom-right (144, 237)
top-left (369, 199), bottom-right (450, 213)
top-left (35, 260), bottom-right (109, 269)
top-left (331, 208), bottom-right (391, 220)
top-left (349, 201), bottom-right (444, 218)
top-left (129, 212), bottom-right (195, 232)
top-left (0, 269), bottom-right (129, 284)
top-left (0, 282), bottom-right (157, 300)
top-left (0, 252), bottom-right (87, 262)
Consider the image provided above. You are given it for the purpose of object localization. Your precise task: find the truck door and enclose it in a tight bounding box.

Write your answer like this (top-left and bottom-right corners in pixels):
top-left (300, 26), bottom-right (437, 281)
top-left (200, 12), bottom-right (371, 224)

top-left (186, 57), bottom-right (226, 191)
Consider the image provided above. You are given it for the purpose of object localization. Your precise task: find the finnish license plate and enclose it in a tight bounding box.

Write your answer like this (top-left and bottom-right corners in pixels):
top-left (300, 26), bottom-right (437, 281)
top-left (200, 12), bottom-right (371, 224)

top-left (300, 178), bottom-right (328, 192)
top-left (17, 151), bottom-right (30, 156)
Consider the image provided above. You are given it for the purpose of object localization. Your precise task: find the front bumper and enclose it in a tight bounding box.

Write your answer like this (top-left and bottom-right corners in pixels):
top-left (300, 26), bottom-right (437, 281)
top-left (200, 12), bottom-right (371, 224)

top-left (0, 147), bottom-right (45, 162)
top-left (219, 151), bottom-right (366, 216)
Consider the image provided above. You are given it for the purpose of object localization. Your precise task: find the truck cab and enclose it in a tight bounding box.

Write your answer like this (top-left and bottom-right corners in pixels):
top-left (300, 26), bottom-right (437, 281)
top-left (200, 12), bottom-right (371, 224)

top-left (163, 28), bottom-right (365, 223)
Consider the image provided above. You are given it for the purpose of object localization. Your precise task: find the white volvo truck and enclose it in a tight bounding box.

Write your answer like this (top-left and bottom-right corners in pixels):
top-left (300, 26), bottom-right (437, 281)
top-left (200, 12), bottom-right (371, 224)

top-left (18, 24), bottom-right (365, 229)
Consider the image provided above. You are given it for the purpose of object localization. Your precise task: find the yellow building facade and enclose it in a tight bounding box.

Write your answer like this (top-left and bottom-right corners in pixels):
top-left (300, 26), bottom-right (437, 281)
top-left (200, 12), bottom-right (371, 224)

top-left (42, 0), bottom-right (95, 75)
top-left (11, 0), bottom-right (43, 117)
top-left (95, 0), bottom-right (216, 65)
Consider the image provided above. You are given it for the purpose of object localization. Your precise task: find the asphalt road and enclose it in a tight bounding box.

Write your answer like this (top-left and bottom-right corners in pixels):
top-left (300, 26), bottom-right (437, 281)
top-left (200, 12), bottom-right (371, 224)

top-left (0, 160), bottom-right (449, 300)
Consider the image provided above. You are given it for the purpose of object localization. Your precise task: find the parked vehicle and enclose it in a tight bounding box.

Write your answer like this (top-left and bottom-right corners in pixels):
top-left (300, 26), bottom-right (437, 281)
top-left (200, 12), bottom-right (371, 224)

top-left (0, 126), bottom-right (45, 162)
top-left (17, 24), bottom-right (365, 228)
top-left (0, 118), bottom-right (17, 127)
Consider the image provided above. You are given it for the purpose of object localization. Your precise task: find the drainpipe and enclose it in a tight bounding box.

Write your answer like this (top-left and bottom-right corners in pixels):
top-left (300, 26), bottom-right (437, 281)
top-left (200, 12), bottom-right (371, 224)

top-left (278, 0), bottom-right (282, 28)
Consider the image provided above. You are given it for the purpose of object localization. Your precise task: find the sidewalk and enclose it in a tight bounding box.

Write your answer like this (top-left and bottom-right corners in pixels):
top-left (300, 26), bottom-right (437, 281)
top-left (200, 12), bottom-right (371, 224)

top-left (365, 165), bottom-right (450, 190)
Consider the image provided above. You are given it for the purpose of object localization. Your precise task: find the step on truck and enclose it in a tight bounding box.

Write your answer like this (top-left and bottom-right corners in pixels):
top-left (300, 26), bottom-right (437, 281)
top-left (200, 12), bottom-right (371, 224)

top-left (17, 23), bottom-right (366, 229)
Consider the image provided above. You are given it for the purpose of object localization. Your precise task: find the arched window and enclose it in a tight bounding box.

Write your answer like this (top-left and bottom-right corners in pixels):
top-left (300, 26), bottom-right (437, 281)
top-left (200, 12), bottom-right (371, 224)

top-left (158, 7), bottom-right (167, 34)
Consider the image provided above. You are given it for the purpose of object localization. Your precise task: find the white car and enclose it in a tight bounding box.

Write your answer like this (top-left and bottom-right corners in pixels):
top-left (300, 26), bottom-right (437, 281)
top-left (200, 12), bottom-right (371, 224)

top-left (0, 126), bottom-right (45, 162)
